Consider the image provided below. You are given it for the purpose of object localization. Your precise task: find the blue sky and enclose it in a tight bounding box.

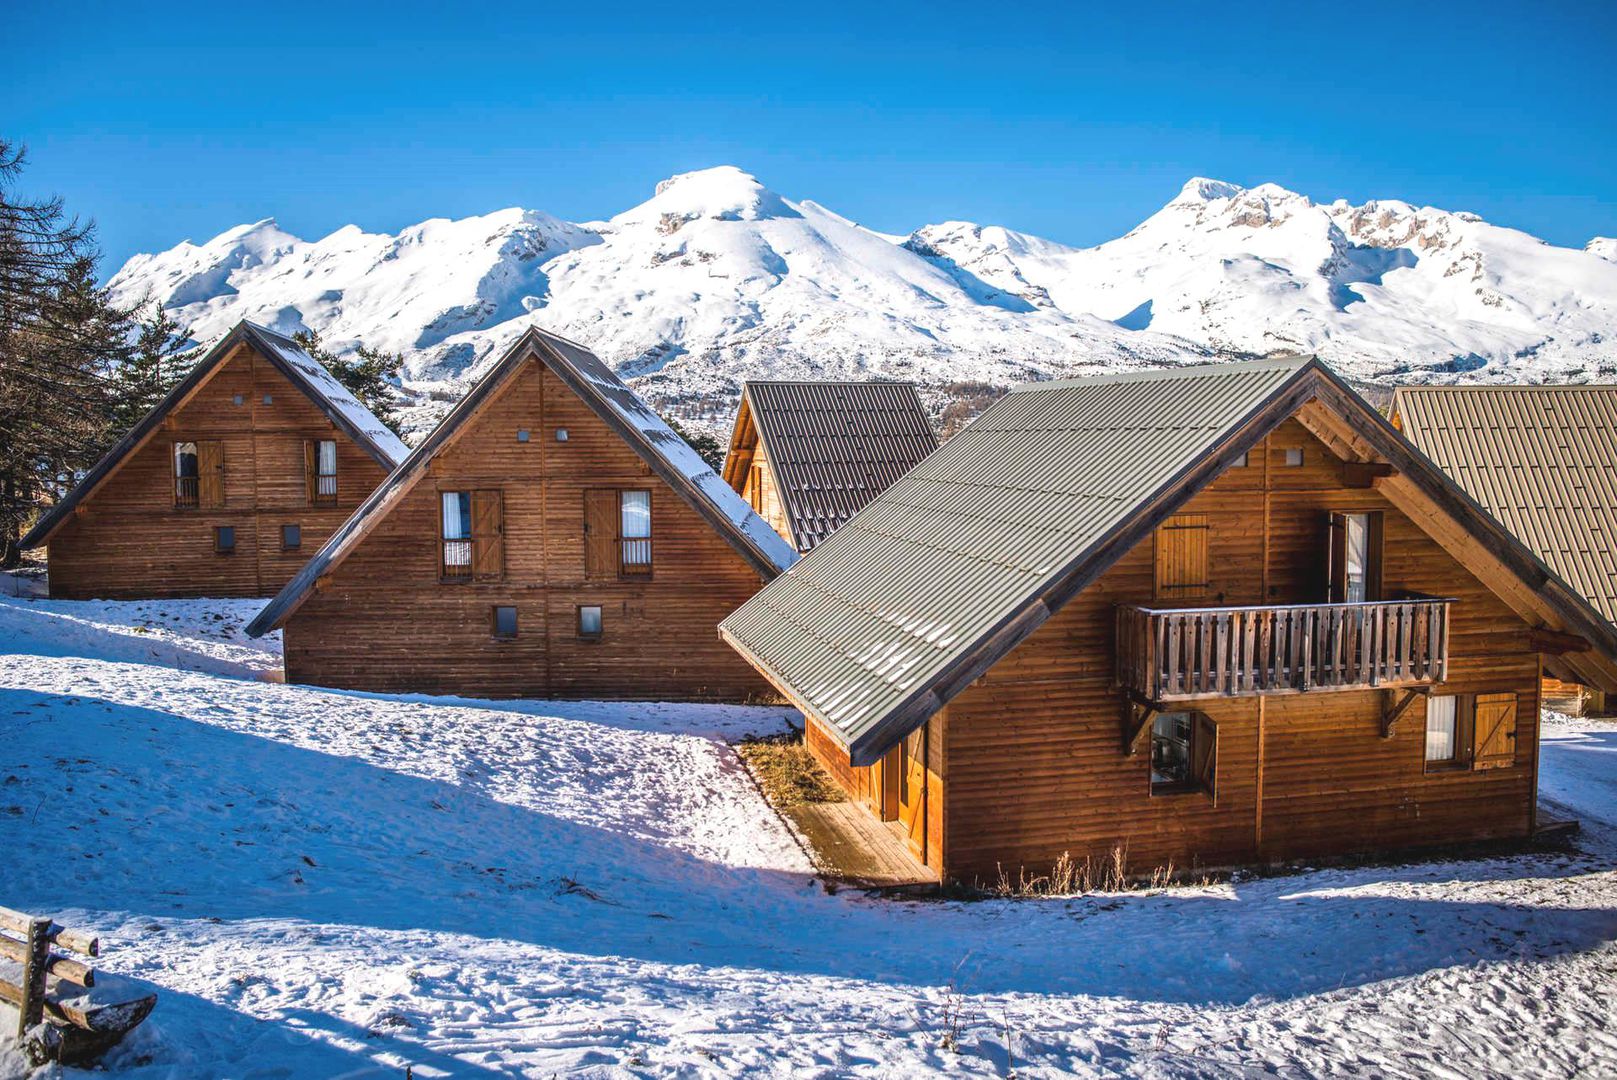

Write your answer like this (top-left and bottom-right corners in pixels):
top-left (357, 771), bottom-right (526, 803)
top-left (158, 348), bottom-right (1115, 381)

top-left (7, 0), bottom-right (1615, 271)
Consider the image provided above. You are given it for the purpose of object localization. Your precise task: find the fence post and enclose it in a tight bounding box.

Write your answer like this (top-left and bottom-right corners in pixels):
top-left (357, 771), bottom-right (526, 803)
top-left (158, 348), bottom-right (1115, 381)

top-left (16, 916), bottom-right (49, 1038)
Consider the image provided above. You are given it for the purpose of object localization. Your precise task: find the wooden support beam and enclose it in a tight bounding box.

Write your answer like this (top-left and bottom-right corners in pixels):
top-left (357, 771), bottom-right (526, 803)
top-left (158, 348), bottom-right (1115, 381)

top-left (1121, 698), bottom-right (1157, 756)
top-left (1381, 687), bottom-right (1426, 738)
top-left (1343, 461), bottom-right (1396, 488)
top-left (1528, 627), bottom-right (1591, 655)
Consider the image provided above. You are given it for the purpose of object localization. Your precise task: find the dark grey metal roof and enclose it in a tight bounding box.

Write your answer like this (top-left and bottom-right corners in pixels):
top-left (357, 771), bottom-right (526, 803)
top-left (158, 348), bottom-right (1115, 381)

top-left (21, 320), bottom-right (407, 549)
top-left (720, 357), bottom-right (1318, 764)
top-left (1392, 384), bottom-right (1617, 629)
top-left (722, 380), bottom-right (938, 552)
top-left (247, 326), bottom-right (797, 637)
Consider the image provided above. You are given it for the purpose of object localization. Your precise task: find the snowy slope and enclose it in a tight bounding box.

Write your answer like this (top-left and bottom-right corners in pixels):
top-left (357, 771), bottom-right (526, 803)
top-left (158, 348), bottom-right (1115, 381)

top-left (3, 594), bottom-right (1617, 1077)
top-left (109, 168), bottom-right (1617, 437)
top-left (1591, 238), bottom-right (1617, 262)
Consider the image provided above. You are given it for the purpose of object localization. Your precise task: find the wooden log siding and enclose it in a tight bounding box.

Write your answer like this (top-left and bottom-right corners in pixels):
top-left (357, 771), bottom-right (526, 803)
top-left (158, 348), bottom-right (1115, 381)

top-left (44, 343), bottom-right (391, 599)
top-left (281, 359), bottom-right (776, 701)
top-left (928, 419), bottom-right (1543, 884)
top-left (1117, 597), bottom-right (1450, 702)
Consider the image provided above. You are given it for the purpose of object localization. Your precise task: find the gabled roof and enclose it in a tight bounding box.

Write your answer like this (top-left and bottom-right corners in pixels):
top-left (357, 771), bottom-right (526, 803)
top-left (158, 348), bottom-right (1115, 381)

top-left (1391, 384), bottom-right (1617, 630)
top-left (721, 357), bottom-right (1617, 766)
top-left (722, 380), bottom-right (938, 552)
top-left (21, 320), bottom-right (409, 549)
top-left (247, 326), bottom-right (798, 637)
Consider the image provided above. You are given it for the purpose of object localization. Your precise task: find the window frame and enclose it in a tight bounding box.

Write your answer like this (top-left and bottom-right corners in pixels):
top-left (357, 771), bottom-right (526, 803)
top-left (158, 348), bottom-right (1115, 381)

top-left (577, 604), bottom-right (604, 642)
top-left (213, 524), bottom-right (236, 555)
top-left (173, 441), bottom-right (200, 508)
top-left (1283, 447), bottom-right (1305, 467)
top-left (617, 489), bottom-right (653, 579)
top-left (439, 490), bottom-right (474, 582)
top-left (308, 439), bottom-right (339, 507)
top-left (280, 523), bottom-right (302, 551)
top-left (491, 605), bottom-right (519, 640)
top-left (1149, 710), bottom-right (1216, 799)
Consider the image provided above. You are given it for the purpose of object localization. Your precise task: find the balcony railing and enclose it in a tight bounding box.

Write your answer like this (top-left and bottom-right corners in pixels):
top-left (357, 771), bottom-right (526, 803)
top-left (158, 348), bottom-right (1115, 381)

top-left (1116, 598), bottom-right (1452, 703)
top-left (619, 537), bottom-right (653, 577)
top-left (174, 476), bottom-right (199, 508)
top-left (311, 473), bottom-right (338, 506)
top-left (441, 539), bottom-right (472, 581)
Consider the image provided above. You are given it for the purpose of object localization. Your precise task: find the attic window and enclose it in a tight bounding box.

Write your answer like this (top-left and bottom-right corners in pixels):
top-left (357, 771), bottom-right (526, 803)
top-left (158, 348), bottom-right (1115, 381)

top-left (1232, 451), bottom-right (1249, 468)
top-left (232, 394), bottom-right (244, 406)
top-left (555, 429), bottom-right (570, 442)
top-left (262, 394), bottom-right (273, 405)
top-left (1283, 447), bottom-right (1304, 467)
top-left (517, 429), bottom-right (531, 443)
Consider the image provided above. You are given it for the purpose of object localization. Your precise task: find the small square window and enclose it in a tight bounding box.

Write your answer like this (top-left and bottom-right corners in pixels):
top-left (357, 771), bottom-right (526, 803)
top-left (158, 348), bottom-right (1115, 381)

top-left (262, 393), bottom-right (273, 405)
top-left (492, 605), bottom-right (518, 639)
top-left (517, 429), bottom-right (531, 443)
top-left (281, 524), bottom-right (301, 550)
top-left (555, 428), bottom-right (570, 442)
top-left (1232, 451), bottom-right (1249, 468)
top-left (214, 525), bottom-right (236, 554)
top-left (578, 605), bottom-right (603, 640)
top-left (232, 393), bottom-right (244, 406)
top-left (1283, 447), bottom-right (1304, 467)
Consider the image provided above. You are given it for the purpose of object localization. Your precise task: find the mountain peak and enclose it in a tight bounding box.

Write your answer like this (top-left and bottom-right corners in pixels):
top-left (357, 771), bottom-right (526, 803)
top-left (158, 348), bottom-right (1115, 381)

top-left (625, 165), bottom-right (796, 225)
top-left (1590, 237), bottom-right (1617, 262)
top-left (1175, 177), bottom-right (1245, 204)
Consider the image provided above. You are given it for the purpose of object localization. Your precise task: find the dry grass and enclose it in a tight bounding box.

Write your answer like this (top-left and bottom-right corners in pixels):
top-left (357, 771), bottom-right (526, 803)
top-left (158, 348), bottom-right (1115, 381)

top-left (989, 844), bottom-right (1208, 898)
top-left (736, 733), bottom-right (846, 808)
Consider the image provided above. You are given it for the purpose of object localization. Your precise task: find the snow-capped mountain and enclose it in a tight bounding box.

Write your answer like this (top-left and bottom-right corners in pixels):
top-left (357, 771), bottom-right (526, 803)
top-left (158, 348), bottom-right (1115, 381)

top-left (1591, 238), bottom-right (1617, 262)
top-left (109, 167), bottom-right (1617, 437)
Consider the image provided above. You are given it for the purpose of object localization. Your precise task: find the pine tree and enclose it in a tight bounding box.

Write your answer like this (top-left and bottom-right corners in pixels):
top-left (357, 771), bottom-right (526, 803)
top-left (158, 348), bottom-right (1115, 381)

top-left (0, 140), bottom-right (135, 567)
top-left (290, 328), bottom-right (404, 430)
top-left (108, 306), bottom-right (196, 431)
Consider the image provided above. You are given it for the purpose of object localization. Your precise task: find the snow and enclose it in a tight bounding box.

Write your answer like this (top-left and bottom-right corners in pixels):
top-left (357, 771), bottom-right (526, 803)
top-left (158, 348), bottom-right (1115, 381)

top-left (2, 593), bottom-right (1615, 1077)
top-left (1590, 238), bottom-right (1617, 263)
top-left (107, 169), bottom-right (1617, 441)
top-left (247, 324), bottom-right (411, 467)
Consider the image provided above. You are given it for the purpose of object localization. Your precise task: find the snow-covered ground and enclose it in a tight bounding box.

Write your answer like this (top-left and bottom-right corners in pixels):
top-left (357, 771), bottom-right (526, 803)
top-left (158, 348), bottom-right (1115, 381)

top-left (1, 593), bottom-right (1615, 1078)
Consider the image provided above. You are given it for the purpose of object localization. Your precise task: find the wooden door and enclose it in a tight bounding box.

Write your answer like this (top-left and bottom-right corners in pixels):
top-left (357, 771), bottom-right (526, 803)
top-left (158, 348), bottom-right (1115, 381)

top-left (896, 725), bottom-right (927, 858)
top-left (471, 490), bottom-right (504, 581)
top-left (1154, 514), bottom-right (1209, 601)
top-left (1473, 692), bottom-right (1519, 770)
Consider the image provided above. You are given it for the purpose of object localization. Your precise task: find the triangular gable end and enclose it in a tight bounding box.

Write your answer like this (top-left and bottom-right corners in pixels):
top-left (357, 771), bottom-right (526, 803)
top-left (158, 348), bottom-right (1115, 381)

top-left (20, 320), bottom-right (408, 550)
top-left (247, 327), bottom-right (796, 637)
top-left (724, 359), bottom-right (1617, 766)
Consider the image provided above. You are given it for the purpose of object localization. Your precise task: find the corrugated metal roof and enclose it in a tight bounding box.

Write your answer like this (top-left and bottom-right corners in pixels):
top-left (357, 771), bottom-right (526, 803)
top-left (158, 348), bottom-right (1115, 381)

top-left (247, 326), bottom-right (796, 637)
top-left (21, 320), bottom-right (407, 550)
top-left (721, 357), bottom-right (1314, 763)
top-left (1393, 384), bottom-right (1617, 629)
top-left (727, 381), bottom-right (938, 552)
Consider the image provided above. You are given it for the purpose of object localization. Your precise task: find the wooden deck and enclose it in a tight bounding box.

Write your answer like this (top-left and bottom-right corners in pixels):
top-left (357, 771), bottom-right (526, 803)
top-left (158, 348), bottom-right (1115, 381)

top-left (785, 801), bottom-right (939, 889)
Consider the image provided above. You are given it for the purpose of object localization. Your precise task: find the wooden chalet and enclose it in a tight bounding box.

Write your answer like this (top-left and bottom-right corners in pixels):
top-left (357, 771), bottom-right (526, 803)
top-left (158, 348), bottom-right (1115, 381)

top-left (247, 327), bottom-right (799, 700)
top-left (721, 358), bottom-right (1617, 885)
top-left (21, 321), bottom-right (409, 599)
top-left (1392, 385), bottom-right (1617, 715)
top-left (721, 380), bottom-right (938, 552)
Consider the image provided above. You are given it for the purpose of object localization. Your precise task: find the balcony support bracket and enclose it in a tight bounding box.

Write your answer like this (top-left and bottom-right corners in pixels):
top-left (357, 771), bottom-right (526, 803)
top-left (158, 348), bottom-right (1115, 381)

top-left (1121, 696), bottom-right (1158, 757)
top-left (1381, 687), bottom-right (1427, 739)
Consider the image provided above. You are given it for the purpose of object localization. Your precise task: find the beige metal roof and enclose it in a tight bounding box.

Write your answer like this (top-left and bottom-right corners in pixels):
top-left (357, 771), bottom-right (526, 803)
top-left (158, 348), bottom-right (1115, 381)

top-left (1392, 384), bottom-right (1617, 628)
top-left (723, 381), bottom-right (938, 552)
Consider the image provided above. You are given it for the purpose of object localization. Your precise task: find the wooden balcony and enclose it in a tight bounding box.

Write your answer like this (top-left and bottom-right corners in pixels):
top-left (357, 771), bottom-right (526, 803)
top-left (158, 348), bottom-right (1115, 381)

top-left (1116, 598), bottom-right (1452, 704)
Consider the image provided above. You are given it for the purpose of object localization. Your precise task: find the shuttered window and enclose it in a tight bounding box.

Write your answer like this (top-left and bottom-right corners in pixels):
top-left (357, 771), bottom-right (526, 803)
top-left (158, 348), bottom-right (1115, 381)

top-left (305, 440), bottom-right (338, 506)
top-left (1154, 514), bottom-right (1209, 601)
top-left (1472, 693), bottom-right (1519, 770)
top-left (187, 440), bottom-right (224, 509)
top-left (1423, 692), bottom-right (1519, 771)
top-left (620, 490), bottom-right (652, 576)
top-left (1425, 695), bottom-right (1458, 763)
top-left (173, 443), bottom-right (199, 507)
top-left (471, 490), bottom-right (505, 581)
top-left (440, 490), bottom-right (504, 582)
top-left (1329, 512), bottom-right (1383, 603)
top-left (584, 489), bottom-right (653, 579)
top-left (1150, 711), bottom-right (1216, 800)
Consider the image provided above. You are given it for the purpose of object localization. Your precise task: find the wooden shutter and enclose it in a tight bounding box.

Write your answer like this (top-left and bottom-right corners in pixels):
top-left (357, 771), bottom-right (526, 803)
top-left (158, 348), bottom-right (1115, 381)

top-left (1329, 512), bottom-right (1385, 603)
top-left (1328, 513), bottom-right (1348, 602)
top-left (1192, 713), bottom-right (1218, 803)
top-left (303, 440), bottom-right (318, 504)
top-left (1365, 512), bottom-right (1384, 601)
top-left (470, 489), bottom-right (504, 581)
top-left (197, 440), bottom-right (225, 508)
top-left (1472, 692), bottom-right (1519, 770)
top-left (1154, 514), bottom-right (1209, 601)
top-left (584, 489), bottom-right (619, 580)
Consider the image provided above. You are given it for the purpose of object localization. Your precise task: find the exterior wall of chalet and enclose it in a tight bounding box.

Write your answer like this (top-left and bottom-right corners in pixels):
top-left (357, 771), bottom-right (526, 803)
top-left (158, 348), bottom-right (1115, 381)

top-left (738, 441), bottom-right (790, 543)
top-left (281, 358), bottom-right (776, 701)
top-left (46, 344), bottom-right (388, 600)
top-left (802, 419), bottom-right (1542, 884)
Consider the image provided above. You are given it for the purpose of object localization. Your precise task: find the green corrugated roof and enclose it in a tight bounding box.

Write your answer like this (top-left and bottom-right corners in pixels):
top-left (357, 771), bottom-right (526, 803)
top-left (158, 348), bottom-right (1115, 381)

top-left (721, 356), bottom-right (1317, 764)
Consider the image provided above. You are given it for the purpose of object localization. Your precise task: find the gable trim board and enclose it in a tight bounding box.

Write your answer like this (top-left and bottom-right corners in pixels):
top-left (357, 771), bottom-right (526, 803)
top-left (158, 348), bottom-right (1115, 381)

top-left (20, 320), bottom-right (409, 550)
top-left (721, 380), bottom-right (938, 552)
top-left (247, 326), bottom-right (797, 638)
top-left (721, 357), bottom-right (1617, 767)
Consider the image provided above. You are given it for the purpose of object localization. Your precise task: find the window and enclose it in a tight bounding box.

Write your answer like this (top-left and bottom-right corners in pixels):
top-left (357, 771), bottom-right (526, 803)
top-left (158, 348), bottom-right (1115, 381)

top-left (1330, 512), bottom-right (1383, 603)
top-left (214, 525), bottom-right (235, 554)
top-left (1231, 451), bottom-right (1249, 469)
top-left (517, 429), bottom-right (531, 443)
top-left (555, 428), bottom-right (569, 442)
top-left (439, 490), bottom-right (504, 582)
top-left (1151, 711), bottom-right (1217, 797)
top-left (232, 394), bottom-right (244, 406)
top-left (492, 605), bottom-right (518, 639)
top-left (1154, 514), bottom-right (1209, 601)
top-left (1283, 447), bottom-right (1304, 467)
top-left (748, 464), bottom-right (765, 513)
top-left (441, 491), bottom-right (472, 579)
top-left (306, 440), bottom-right (338, 506)
top-left (176, 441), bottom-right (223, 508)
top-left (578, 605), bottom-right (603, 640)
top-left (1424, 692), bottom-right (1519, 771)
top-left (281, 524), bottom-right (301, 551)
top-left (619, 490), bottom-right (652, 575)
top-left (174, 443), bottom-right (199, 507)
top-left (262, 394), bottom-right (273, 405)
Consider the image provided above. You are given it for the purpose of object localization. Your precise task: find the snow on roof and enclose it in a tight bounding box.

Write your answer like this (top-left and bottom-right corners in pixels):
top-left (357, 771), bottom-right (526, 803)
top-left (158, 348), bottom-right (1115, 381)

top-left (243, 323), bottom-right (410, 467)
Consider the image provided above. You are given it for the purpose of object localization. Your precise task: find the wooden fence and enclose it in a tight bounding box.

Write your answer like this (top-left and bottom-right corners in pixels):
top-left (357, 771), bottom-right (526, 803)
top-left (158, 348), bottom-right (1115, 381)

top-left (1, 905), bottom-right (99, 1040)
